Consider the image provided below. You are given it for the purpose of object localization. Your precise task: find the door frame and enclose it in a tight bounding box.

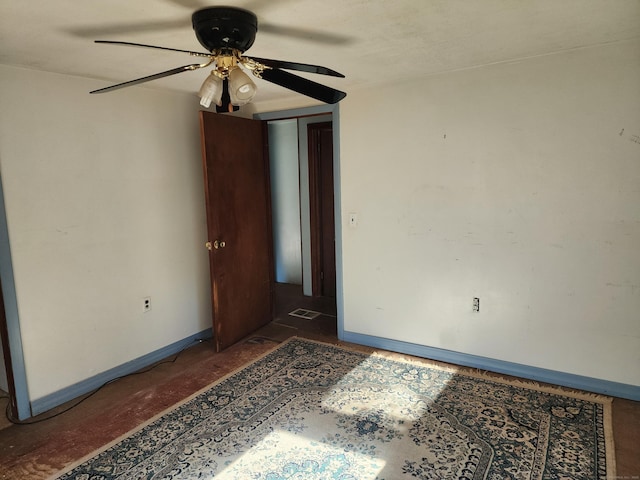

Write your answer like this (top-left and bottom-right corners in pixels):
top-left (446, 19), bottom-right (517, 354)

top-left (308, 121), bottom-right (336, 298)
top-left (254, 104), bottom-right (344, 340)
top-left (0, 278), bottom-right (18, 418)
top-left (0, 175), bottom-right (30, 420)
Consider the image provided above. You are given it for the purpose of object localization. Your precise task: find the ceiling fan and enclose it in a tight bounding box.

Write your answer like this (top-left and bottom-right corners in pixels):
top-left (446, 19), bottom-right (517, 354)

top-left (90, 6), bottom-right (347, 113)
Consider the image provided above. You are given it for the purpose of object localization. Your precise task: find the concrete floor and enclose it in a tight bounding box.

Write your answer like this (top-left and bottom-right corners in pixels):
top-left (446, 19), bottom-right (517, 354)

top-left (0, 284), bottom-right (637, 479)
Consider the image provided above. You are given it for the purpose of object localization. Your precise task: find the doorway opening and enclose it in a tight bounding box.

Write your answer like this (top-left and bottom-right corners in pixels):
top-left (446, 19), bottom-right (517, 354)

top-left (263, 109), bottom-right (340, 333)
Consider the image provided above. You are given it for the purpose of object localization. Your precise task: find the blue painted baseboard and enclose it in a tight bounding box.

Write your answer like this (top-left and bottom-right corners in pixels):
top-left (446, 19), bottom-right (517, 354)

top-left (30, 329), bottom-right (213, 417)
top-left (30, 327), bottom-right (638, 418)
top-left (341, 331), bottom-right (640, 401)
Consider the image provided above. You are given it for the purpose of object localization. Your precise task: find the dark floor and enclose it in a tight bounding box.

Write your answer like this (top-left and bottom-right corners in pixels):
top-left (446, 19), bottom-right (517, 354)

top-left (0, 283), bottom-right (638, 479)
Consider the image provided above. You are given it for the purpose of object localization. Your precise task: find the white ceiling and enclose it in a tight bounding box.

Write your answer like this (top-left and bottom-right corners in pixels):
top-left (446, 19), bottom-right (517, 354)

top-left (1, 0), bottom-right (639, 104)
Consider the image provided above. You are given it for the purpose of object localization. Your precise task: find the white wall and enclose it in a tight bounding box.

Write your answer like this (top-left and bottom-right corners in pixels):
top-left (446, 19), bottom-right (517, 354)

top-left (268, 119), bottom-right (303, 285)
top-left (339, 40), bottom-right (640, 386)
top-left (1, 35), bottom-right (637, 406)
top-left (0, 65), bottom-right (211, 401)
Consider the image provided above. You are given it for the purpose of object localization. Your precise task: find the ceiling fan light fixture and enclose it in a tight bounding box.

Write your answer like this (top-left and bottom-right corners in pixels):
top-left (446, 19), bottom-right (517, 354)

top-left (228, 67), bottom-right (257, 106)
top-left (89, 7), bottom-right (346, 106)
top-left (198, 72), bottom-right (223, 108)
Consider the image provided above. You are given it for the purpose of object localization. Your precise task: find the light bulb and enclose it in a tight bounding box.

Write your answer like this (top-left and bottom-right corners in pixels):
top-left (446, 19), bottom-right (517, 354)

top-left (198, 73), bottom-right (223, 108)
top-left (228, 67), bottom-right (257, 106)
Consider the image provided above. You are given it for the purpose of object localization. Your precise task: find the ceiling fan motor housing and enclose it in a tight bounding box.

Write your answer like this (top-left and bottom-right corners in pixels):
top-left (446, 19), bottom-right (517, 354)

top-left (192, 7), bottom-right (258, 54)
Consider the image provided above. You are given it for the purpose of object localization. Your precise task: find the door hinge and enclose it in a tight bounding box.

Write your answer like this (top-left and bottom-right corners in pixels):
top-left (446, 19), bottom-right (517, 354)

top-left (320, 271), bottom-right (324, 280)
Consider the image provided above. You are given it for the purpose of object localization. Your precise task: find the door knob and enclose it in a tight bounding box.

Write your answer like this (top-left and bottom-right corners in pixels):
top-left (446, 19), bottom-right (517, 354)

top-left (206, 240), bottom-right (226, 250)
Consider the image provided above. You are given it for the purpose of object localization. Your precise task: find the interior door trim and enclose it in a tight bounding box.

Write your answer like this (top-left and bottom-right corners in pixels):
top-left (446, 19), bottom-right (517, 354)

top-left (254, 104), bottom-right (344, 340)
top-left (0, 175), bottom-right (30, 420)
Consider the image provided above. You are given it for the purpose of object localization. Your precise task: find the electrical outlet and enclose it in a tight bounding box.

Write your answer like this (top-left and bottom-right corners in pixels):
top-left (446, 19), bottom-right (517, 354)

top-left (473, 297), bottom-right (480, 312)
top-left (143, 297), bottom-right (151, 313)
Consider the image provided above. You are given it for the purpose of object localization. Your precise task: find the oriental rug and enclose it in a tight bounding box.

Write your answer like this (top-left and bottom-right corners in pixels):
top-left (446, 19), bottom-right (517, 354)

top-left (53, 337), bottom-right (615, 480)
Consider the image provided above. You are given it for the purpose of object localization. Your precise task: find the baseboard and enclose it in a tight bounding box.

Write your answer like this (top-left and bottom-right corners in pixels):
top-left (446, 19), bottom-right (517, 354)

top-left (30, 328), bottom-right (213, 417)
top-left (341, 331), bottom-right (640, 401)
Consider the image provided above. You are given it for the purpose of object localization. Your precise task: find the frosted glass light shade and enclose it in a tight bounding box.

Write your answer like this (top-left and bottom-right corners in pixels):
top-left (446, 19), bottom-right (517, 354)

top-left (198, 73), bottom-right (223, 108)
top-left (228, 67), bottom-right (257, 105)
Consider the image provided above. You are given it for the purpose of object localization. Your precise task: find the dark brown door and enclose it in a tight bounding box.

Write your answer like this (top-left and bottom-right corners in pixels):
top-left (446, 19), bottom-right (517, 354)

top-left (308, 122), bottom-right (336, 298)
top-left (199, 111), bottom-right (274, 351)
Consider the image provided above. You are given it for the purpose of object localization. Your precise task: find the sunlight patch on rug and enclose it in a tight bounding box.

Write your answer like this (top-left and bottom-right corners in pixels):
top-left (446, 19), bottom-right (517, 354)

top-left (216, 431), bottom-right (386, 479)
top-left (323, 357), bottom-right (444, 422)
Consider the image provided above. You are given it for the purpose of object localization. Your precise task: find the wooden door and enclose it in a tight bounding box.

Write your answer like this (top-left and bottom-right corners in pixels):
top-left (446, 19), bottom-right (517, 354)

top-left (308, 122), bottom-right (336, 298)
top-left (199, 111), bottom-right (274, 351)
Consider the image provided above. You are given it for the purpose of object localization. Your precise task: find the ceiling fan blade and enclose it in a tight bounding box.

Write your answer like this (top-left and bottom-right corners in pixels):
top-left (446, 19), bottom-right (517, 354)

top-left (167, 0), bottom-right (294, 11)
top-left (95, 40), bottom-right (210, 57)
top-left (90, 64), bottom-right (201, 94)
top-left (166, 0), bottom-right (209, 8)
top-left (259, 68), bottom-right (346, 104)
top-left (259, 22), bottom-right (353, 46)
top-left (241, 0), bottom-right (295, 12)
top-left (247, 56), bottom-right (344, 77)
top-left (66, 18), bottom-right (189, 38)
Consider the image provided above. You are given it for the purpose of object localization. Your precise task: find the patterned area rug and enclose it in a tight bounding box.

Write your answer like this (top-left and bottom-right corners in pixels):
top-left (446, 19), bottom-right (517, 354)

top-left (53, 338), bottom-right (615, 479)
